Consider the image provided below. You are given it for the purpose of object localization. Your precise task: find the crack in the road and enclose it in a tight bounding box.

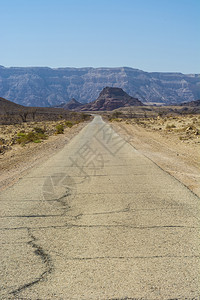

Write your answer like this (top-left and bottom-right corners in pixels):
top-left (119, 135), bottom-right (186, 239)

top-left (51, 189), bottom-right (72, 216)
top-left (1, 224), bottom-right (199, 231)
top-left (83, 205), bottom-right (131, 216)
top-left (64, 224), bottom-right (199, 230)
top-left (0, 214), bottom-right (64, 218)
top-left (1, 207), bottom-right (186, 219)
top-left (10, 229), bottom-right (53, 297)
top-left (51, 252), bottom-right (200, 261)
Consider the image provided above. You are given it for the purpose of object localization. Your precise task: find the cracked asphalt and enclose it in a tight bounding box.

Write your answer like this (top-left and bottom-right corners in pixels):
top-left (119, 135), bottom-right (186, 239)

top-left (0, 116), bottom-right (199, 299)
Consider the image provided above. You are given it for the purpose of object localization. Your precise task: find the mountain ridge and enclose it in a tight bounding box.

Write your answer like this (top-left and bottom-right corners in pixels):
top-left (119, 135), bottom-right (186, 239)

top-left (0, 66), bottom-right (199, 107)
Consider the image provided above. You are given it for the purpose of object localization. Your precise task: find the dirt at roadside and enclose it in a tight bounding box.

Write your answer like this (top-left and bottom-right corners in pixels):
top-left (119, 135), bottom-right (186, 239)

top-left (0, 122), bottom-right (88, 191)
top-left (111, 121), bottom-right (200, 198)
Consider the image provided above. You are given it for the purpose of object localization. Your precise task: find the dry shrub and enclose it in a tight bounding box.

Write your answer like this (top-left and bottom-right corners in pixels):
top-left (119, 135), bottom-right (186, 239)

top-left (65, 121), bottom-right (74, 128)
top-left (55, 124), bottom-right (64, 134)
top-left (17, 130), bottom-right (47, 145)
top-left (166, 124), bottom-right (176, 129)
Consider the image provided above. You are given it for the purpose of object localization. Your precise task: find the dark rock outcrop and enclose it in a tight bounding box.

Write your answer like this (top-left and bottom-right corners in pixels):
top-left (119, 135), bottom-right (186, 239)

top-left (180, 99), bottom-right (200, 106)
top-left (62, 98), bottom-right (82, 110)
top-left (76, 87), bottom-right (143, 111)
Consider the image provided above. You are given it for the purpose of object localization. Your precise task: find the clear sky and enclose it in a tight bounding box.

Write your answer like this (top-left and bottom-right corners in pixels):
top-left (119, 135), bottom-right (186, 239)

top-left (0, 0), bottom-right (199, 73)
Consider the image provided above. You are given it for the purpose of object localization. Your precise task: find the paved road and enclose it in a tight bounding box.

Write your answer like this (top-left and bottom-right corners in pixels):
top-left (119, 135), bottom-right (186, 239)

top-left (0, 116), bottom-right (199, 299)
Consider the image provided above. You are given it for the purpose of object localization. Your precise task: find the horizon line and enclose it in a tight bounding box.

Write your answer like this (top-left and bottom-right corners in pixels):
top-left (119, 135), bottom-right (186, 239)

top-left (0, 65), bottom-right (199, 75)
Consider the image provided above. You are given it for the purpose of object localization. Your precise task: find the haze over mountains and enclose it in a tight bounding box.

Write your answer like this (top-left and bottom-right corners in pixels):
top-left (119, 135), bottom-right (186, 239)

top-left (0, 66), bottom-right (199, 107)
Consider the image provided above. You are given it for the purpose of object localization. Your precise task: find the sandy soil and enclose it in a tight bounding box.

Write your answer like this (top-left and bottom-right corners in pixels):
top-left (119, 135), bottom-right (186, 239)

top-left (110, 116), bottom-right (200, 198)
top-left (0, 122), bottom-right (88, 191)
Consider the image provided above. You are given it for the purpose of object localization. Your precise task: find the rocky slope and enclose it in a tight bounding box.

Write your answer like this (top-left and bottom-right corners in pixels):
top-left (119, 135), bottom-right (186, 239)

top-left (0, 97), bottom-right (25, 113)
top-left (0, 66), bottom-right (199, 106)
top-left (180, 99), bottom-right (200, 106)
top-left (78, 87), bottom-right (143, 111)
top-left (61, 98), bottom-right (83, 110)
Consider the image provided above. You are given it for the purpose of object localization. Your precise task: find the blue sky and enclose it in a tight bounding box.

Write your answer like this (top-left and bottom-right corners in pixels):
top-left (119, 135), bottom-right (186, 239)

top-left (0, 0), bottom-right (199, 73)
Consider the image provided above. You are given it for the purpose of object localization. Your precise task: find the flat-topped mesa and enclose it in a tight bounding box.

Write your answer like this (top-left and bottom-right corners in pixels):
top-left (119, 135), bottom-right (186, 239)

top-left (80, 87), bottom-right (144, 111)
top-left (99, 87), bottom-right (129, 97)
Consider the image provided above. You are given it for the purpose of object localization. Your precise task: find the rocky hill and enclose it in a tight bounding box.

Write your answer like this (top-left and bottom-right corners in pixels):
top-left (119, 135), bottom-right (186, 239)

top-left (0, 66), bottom-right (199, 106)
top-left (61, 98), bottom-right (83, 110)
top-left (0, 97), bottom-right (25, 113)
top-left (78, 87), bottom-right (143, 111)
top-left (180, 99), bottom-right (200, 107)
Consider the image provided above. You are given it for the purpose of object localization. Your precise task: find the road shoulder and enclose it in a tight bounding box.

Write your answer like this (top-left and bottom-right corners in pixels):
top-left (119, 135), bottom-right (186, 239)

top-left (0, 122), bottom-right (88, 191)
top-left (110, 121), bottom-right (200, 198)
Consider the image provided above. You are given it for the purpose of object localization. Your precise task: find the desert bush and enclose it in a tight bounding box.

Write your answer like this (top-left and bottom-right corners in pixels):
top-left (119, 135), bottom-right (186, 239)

top-left (34, 127), bottom-right (45, 134)
top-left (112, 111), bottom-right (123, 118)
top-left (80, 113), bottom-right (90, 121)
top-left (17, 132), bottom-right (26, 137)
top-left (179, 136), bottom-right (189, 141)
top-left (166, 124), bottom-right (176, 129)
top-left (55, 124), bottom-right (64, 134)
top-left (17, 130), bottom-right (47, 145)
top-left (65, 121), bottom-right (74, 128)
top-left (113, 118), bottom-right (122, 122)
top-left (108, 118), bottom-right (122, 122)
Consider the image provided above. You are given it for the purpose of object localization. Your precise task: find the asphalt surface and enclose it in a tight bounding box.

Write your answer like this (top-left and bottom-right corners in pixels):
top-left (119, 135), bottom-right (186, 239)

top-left (0, 116), bottom-right (199, 299)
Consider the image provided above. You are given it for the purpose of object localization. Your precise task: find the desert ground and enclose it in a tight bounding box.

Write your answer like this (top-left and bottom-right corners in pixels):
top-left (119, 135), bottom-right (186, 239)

top-left (109, 113), bottom-right (200, 197)
top-left (0, 119), bottom-right (90, 191)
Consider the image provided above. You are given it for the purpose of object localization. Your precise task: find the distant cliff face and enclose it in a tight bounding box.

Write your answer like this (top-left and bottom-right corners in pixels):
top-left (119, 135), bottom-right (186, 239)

top-left (79, 87), bottom-right (143, 111)
top-left (0, 66), bottom-right (199, 107)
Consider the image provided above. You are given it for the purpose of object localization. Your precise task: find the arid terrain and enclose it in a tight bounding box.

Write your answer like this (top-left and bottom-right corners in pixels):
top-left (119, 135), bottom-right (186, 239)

top-left (109, 113), bottom-right (200, 197)
top-left (0, 118), bottom-right (90, 191)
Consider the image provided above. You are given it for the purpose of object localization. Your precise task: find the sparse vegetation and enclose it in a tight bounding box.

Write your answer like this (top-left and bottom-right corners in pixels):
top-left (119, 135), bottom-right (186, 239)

top-left (112, 111), bottom-right (123, 118)
top-left (55, 124), bottom-right (64, 134)
top-left (65, 120), bottom-right (74, 128)
top-left (107, 109), bottom-right (200, 144)
top-left (0, 99), bottom-right (92, 125)
top-left (16, 130), bottom-right (47, 145)
top-left (165, 124), bottom-right (176, 129)
top-left (33, 127), bottom-right (46, 134)
top-left (0, 111), bottom-right (92, 154)
top-left (80, 113), bottom-right (90, 121)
